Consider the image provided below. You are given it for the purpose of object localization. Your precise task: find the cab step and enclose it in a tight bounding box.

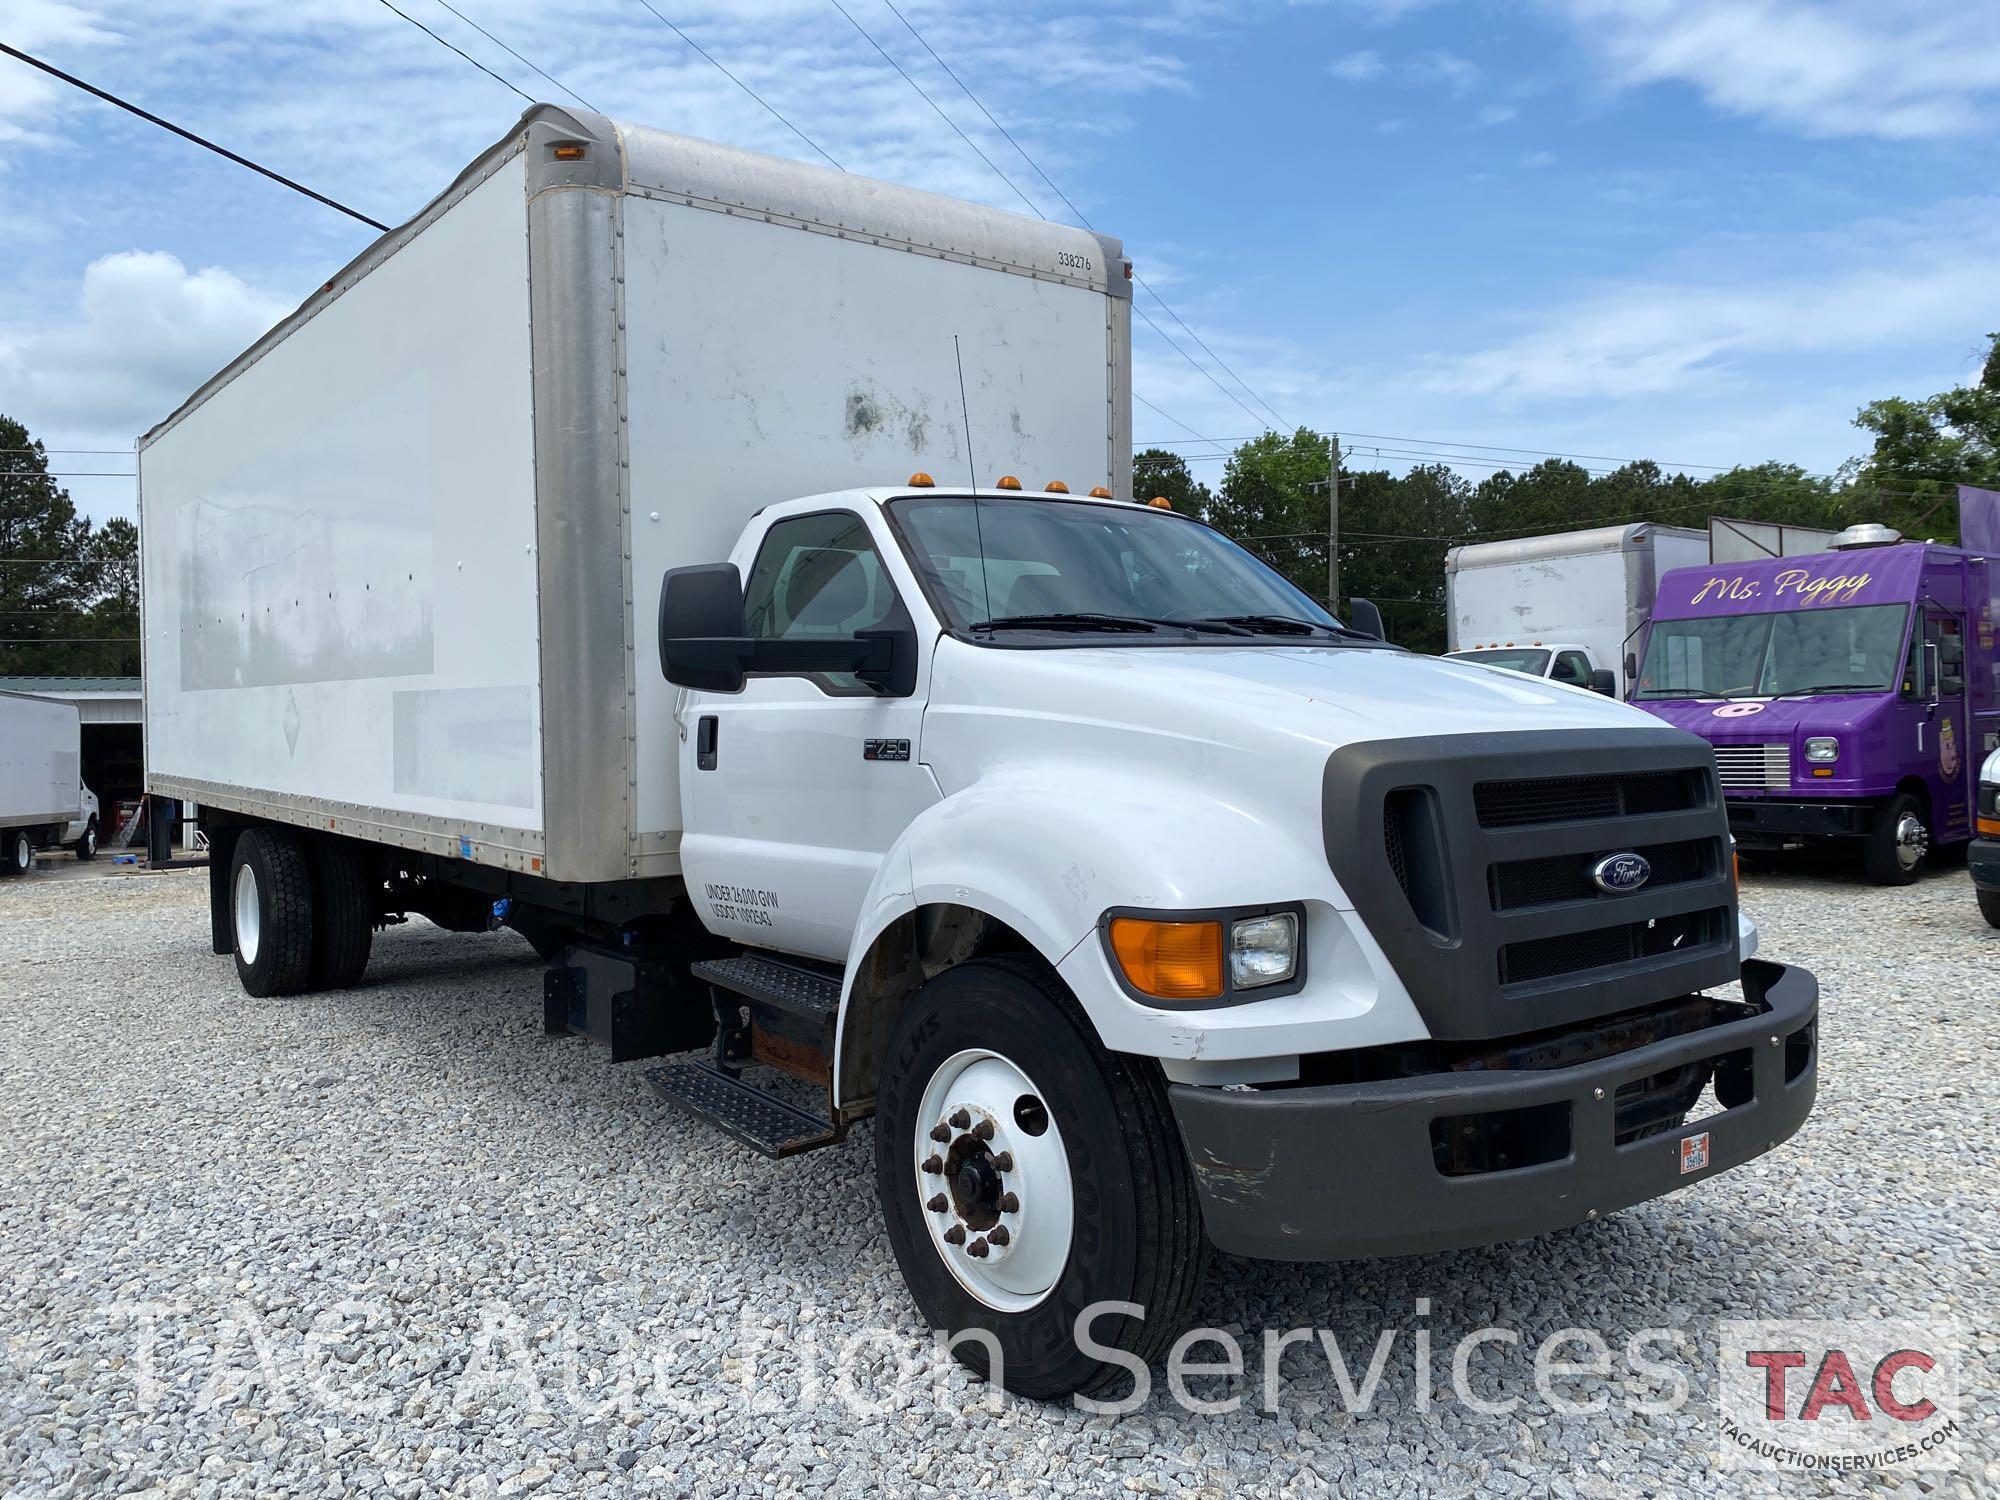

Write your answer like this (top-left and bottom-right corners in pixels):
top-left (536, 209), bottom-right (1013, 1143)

top-left (644, 1060), bottom-right (846, 1158)
top-left (690, 953), bottom-right (840, 1019)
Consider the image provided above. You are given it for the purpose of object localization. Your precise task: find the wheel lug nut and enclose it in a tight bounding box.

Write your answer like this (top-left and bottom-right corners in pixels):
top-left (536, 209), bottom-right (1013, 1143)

top-left (991, 1151), bottom-right (1013, 1172)
top-left (926, 1193), bottom-right (948, 1212)
top-left (922, 1154), bottom-right (943, 1174)
top-left (999, 1192), bottom-right (1019, 1213)
top-left (972, 1118), bottom-right (994, 1140)
top-left (988, 1225), bottom-right (1011, 1247)
top-left (929, 1124), bottom-right (951, 1143)
top-left (967, 1237), bottom-right (989, 1258)
top-left (943, 1225), bottom-right (966, 1245)
top-left (948, 1109), bottom-right (971, 1130)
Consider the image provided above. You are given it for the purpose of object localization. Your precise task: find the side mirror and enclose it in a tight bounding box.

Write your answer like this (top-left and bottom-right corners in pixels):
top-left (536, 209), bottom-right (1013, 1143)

top-left (659, 563), bottom-right (749, 692)
top-left (1624, 651), bottom-right (1638, 684)
top-left (1347, 597), bottom-right (1385, 641)
top-left (1589, 668), bottom-right (1616, 696)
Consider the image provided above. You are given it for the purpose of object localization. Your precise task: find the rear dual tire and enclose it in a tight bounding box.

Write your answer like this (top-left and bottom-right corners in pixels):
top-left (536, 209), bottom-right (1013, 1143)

top-left (875, 954), bottom-right (1205, 1401)
top-left (230, 828), bottom-right (373, 996)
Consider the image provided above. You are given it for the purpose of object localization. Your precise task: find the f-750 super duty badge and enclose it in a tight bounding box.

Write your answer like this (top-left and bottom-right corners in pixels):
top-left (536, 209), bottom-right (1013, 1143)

top-left (864, 739), bottom-right (911, 762)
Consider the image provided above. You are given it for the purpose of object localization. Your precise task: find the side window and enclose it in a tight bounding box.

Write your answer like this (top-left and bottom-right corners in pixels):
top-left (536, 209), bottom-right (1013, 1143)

top-left (1900, 627), bottom-right (1926, 700)
top-left (1552, 651), bottom-right (1592, 686)
top-left (742, 511), bottom-right (898, 693)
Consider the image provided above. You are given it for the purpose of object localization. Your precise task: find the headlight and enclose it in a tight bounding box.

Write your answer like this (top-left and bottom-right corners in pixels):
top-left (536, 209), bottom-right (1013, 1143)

top-left (1229, 912), bottom-right (1298, 989)
top-left (1104, 906), bottom-right (1303, 1003)
top-left (1804, 736), bottom-right (1839, 763)
top-left (1983, 746), bottom-right (2000, 786)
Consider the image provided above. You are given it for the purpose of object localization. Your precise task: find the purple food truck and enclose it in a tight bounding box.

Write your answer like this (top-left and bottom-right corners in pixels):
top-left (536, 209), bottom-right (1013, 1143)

top-left (1631, 524), bottom-right (2000, 884)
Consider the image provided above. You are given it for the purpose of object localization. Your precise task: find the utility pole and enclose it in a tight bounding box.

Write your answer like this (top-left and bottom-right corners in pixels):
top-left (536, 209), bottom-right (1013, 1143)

top-left (1326, 432), bottom-right (1341, 610)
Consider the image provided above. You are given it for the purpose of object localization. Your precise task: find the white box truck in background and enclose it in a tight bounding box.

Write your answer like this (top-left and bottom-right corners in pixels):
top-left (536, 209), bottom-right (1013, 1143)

top-left (0, 690), bottom-right (99, 872)
top-left (141, 107), bottom-right (1819, 1399)
top-left (1444, 524), bottom-right (1708, 696)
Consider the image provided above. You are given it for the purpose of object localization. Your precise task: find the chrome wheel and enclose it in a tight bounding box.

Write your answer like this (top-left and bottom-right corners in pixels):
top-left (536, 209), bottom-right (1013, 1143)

top-left (1894, 812), bottom-right (1929, 873)
top-left (234, 861), bottom-right (262, 965)
top-left (913, 1048), bottom-right (1072, 1313)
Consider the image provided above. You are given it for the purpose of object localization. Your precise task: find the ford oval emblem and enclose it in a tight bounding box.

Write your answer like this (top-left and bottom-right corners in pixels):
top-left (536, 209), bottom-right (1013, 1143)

top-left (1591, 853), bottom-right (1651, 894)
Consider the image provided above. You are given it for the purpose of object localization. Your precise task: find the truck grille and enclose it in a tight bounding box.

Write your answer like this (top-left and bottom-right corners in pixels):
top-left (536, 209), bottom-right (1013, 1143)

top-left (1323, 728), bottom-right (1741, 1042)
top-left (1713, 743), bottom-right (1791, 790)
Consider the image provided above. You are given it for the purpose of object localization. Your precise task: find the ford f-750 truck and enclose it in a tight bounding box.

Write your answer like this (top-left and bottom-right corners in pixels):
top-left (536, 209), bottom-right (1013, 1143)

top-left (139, 106), bottom-right (1819, 1399)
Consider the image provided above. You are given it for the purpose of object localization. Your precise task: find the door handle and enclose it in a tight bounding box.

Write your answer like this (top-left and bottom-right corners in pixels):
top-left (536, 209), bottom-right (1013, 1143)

top-left (696, 715), bottom-right (719, 771)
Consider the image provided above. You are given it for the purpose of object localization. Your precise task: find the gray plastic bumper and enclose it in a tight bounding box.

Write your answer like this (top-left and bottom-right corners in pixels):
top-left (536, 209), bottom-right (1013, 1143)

top-left (1169, 959), bottom-right (1818, 1263)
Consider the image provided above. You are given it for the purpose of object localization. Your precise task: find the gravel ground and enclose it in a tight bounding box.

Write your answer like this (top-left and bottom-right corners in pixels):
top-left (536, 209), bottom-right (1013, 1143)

top-left (1, 859), bottom-right (1995, 1498)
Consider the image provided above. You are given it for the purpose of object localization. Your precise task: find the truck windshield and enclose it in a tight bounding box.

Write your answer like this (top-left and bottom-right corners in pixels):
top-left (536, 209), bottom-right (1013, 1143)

top-left (887, 495), bottom-right (1347, 639)
top-left (1635, 603), bottom-right (1909, 699)
top-left (1449, 648), bottom-right (1551, 676)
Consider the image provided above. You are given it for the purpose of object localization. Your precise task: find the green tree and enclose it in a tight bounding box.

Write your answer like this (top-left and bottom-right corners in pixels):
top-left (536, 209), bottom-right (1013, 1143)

top-left (0, 415), bottom-right (137, 676)
top-left (1847, 331), bottom-right (2000, 542)
top-left (1131, 447), bottom-right (1214, 517)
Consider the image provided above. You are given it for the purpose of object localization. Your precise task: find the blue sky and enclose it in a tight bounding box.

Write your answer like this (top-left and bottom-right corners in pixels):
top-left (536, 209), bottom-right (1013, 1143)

top-left (4, 0), bottom-right (1999, 524)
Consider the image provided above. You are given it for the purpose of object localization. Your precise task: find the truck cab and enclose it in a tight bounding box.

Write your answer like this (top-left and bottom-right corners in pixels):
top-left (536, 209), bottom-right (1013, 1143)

top-left (1632, 527), bottom-right (1999, 884)
top-left (1444, 641), bottom-right (1613, 694)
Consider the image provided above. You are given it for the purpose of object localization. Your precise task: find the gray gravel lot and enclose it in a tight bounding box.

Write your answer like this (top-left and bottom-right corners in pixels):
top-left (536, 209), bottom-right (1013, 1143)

top-left (2, 860), bottom-right (1995, 1497)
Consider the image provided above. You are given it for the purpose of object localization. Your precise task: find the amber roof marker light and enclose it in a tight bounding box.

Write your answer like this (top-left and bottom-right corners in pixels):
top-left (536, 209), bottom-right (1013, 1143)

top-left (995, 475), bottom-right (1023, 490)
top-left (907, 472), bottom-right (935, 487)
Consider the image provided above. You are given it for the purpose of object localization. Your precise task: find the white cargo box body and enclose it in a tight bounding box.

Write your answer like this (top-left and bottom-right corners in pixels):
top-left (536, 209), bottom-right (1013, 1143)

top-left (0, 691), bottom-right (82, 831)
top-left (141, 106), bottom-right (1131, 884)
top-left (1444, 524), bottom-right (1707, 691)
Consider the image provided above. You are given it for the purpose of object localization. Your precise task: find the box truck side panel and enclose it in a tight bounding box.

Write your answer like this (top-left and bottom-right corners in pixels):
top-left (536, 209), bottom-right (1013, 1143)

top-left (621, 194), bottom-right (1122, 842)
top-left (141, 155), bottom-right (545, 855)
top-left (0, 693), bottom-right (82, 830)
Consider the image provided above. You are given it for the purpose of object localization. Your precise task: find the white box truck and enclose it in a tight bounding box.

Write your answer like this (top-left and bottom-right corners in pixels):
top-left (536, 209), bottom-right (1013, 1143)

top-left (141, 107), bottom-right (1818, 1399)
top-left (1444, 524), bottom-right (1709, 696)
top-left (0, 690), bottom-right (99, 872)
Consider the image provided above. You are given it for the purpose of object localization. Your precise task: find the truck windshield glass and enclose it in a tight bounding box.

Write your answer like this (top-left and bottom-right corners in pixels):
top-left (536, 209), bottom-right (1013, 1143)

top-left (1451, 648), bottom-right (1551, 676)
top-left (1635, 604), bottom-right (1909, 699)
top-left (888, 495), bottom-right (1342, 639)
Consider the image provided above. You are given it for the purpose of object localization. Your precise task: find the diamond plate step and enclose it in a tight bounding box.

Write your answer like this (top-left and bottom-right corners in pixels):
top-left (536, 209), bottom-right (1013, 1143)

top-left (644, 1060), bottom-right (846, 1158)
top-left (691, 954), bottom-right (841, 1020)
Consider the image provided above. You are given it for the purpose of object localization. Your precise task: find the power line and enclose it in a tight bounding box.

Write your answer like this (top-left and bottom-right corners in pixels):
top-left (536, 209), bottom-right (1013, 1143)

top-left (0, 447), bottom-right (130, 456)
top-left (428, 0), bottom-right (596, 110)
top-left (0, 42), bottom-right (389, 231)
top-left (375, 0), bottom-right (533, 103)
top-left (1135, 307), bottom-right (1274, 431)
top-left (2, 471), bottom-right (137, 479)
top-left (1138, 429), bottom-right (1734, 473)
top-left (629, 1), bottom-right (843, 170)
top-left (824, 0), bottom-right (1039, 217)
top-left (1133, 396), bottom-right (1229, 459)
top-left (843, 1), bottom-right (1289, 432)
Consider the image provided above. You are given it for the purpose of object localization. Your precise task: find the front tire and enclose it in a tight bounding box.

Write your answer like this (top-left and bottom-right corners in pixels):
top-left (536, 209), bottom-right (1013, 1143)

top-left (73, 820), bottom-right (97, 861)
top-left (1979, 889), bottom-right (2000, 929)
top-left (232, 828), bottom-right (314, 997)
top-left (875, 954), bottom-right (1205, 1400)
top-left (1, 828), bottom-right (30, 877)
top-left (1863, 792), bottom-right (1929, 886)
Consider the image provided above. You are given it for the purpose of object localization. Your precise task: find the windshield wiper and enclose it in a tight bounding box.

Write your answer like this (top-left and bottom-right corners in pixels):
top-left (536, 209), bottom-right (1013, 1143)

top-left (1778, 683), bottom-right (1883, 696)
top-left (971, 612), bottom-right (1163, 634)
top-left (1194, 613), bottom-right (1362, 639)
top-left (1634, 688), bottom-right (1719, 699)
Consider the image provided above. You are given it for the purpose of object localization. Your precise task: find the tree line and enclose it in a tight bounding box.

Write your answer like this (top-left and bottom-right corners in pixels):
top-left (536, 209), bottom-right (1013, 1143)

top-left (1136, 332), bottom-right (2000, 654)
top-left (1, 415), bottom-right (139, 677)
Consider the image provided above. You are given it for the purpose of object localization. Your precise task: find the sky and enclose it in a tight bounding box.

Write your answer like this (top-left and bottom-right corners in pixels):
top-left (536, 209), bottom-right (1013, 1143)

top-left (3, 0), bottom-right (1999, 525)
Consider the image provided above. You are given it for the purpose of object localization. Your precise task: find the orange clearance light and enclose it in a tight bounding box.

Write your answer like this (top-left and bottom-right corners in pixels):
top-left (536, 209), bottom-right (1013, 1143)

top-left (1811, 767), bottom-right (1834, 777)
top-left (1045, 480), bottom-right (1070, 493)
top-left (551, 143), bottom-right (588, 161)
top-left (1978, 816), bottom-right (2000, 837)
top-left (1147, 496), bottom-right (1173, 509)
top-left (1088, 486), bottom-right (1112, 498)
top-left (996, 475), bottom-right (1023, 490)
top-left (1109, 917), bottom-right (1225, 1000)
top-left (907, 471), bottom-right (935, 487)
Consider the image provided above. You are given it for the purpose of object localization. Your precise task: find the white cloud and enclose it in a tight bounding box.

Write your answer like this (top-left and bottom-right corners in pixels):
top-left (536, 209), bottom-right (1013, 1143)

top-left (1413, 214), bottom-right (2000, 401)
top-left (0, 251), bottom-right (291, 443)
top-left (1545, 0), bottom-right (2000, 139)
top-left (1475, 103), bottom-right (1518, 126)
top-left (1328, 49), bottom-right (1386, 81)
top-left (1520, 149), bottom-right (1557, 167)
top-left (1406, 48), bottom-right (1481, 96)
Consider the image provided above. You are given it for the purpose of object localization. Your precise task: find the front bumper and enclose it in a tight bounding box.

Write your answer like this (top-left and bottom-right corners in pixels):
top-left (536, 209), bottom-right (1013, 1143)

top-left (1724, 798), bottom-right (1871, 840)
top-left (1971, 837), bottom-right (2000, 892)
top-left (1169, 959), bottom-right (1817, 1262)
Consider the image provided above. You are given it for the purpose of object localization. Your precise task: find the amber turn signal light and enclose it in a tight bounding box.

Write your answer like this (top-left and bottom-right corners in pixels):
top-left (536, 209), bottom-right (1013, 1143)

top-left (1109, 917), bottom-right (1224, 1000)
